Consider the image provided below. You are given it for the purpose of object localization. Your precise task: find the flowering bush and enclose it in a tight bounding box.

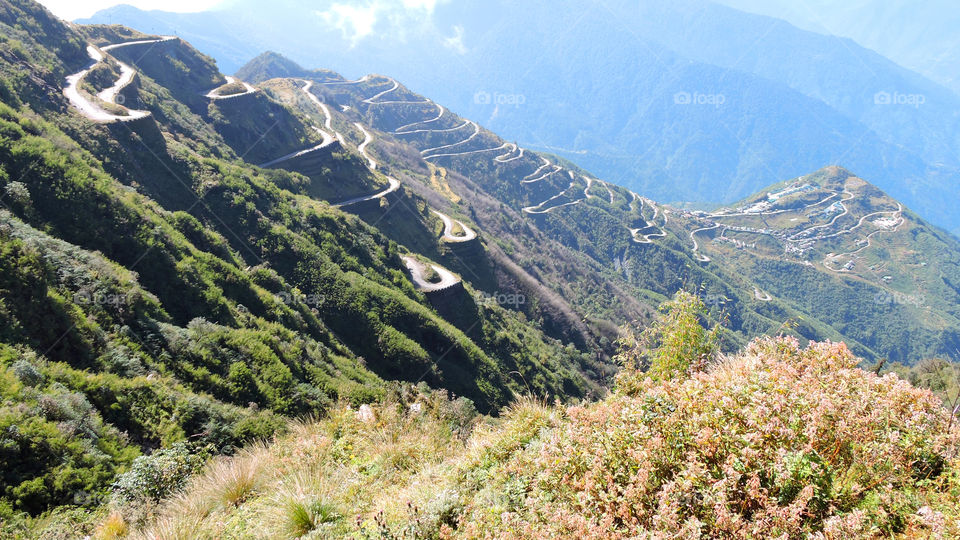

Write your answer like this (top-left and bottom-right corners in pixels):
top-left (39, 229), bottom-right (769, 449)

top-left (123, 339), bottom-right (960, 538)
top-left (452, 337), bottom-right (960, 538)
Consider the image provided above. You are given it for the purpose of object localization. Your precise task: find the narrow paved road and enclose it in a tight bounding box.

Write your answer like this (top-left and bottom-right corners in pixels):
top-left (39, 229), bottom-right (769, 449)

top-left (396, 119), bottom-right (470, 136)
top-left (353, 122), bottom-right (378, 170)
top-left (626, 192), bottom-right (667, 243)
top-left (258, 127), bottom-right (336, 168)
top-left (523, 180), bottom-right (584, 214)
top-left (205, 76), bottom-right (257, 100)
top-left (298, 80), bottom-right (339, 141)
top-left (431, 210), bottom-right (477, 242)
top-left (522, 164), bottom-right (562, 184)
top-left (318, 75), bottom-right (372, 86)
top-left (334, 177), bottom-right (400, 208)
top-left (689, 224), bottom-right (719, 262)
top-left (402, 256), bottom-right (461, 291)
top-left (420, 121), bottom-right (480, 157)
top-left (754, 287), bottom-right (772, 301)
top-left (361, 77), bottom-right (430, 105)
top-left (394, 105), bottom-right (445, 133)
top-left (425, 142), bottom-right (513, 160)
top-left (494, 143), bottom-right (524, 163)
top-left (64, 38), bottom-right (175, 122)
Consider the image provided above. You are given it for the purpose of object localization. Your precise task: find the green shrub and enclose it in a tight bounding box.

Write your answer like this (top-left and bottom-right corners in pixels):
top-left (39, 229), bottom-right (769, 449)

top-left (111, 442), bottom-right (212, 506)
top-left (11, 359), bottom-right (42, 386)
top-left (615, 290), bottom-right (721, 390)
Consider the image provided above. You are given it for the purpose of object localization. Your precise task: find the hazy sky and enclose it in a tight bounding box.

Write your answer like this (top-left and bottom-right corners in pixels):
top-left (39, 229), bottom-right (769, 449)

top-left (36, 0), bottom-right (224, 20)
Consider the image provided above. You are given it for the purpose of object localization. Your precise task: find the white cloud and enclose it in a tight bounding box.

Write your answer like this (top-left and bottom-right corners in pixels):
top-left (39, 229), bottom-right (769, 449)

top-left (400, 0), bottom-right (438, 12)
top-left (443, 24), bottom-right (467, 54)
top-left (319, 3), bottom-right (380, 43)
top-left (37, 0), bottom-right (223, 21)
top-left (316, 0), bottom-right (450, 44)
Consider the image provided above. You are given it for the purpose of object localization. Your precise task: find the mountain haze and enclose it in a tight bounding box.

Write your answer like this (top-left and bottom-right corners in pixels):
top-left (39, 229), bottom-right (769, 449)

top-left (82, 0), bottom-right (960, 237)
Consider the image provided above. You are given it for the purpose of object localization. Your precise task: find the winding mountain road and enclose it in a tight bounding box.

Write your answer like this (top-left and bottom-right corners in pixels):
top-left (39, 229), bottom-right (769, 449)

top-left (354, 122), bottom-right (378, 170)
top-left (420, 121), bottom-right (480, 157)
top-left (395, 119), bottom-right (470, 136)
top-left (64, 38), bottom-right (176, 122)
top-left (523, 180), bottom-right (584, 214)
top-left (431, 210), bottom-right (477, 242)
top-left (424, 143), bottom-right (515, 160)
top-left (402, 256), bottom-right (461, 291)
top-left (333, 176), bottom-right (400, 208)
top-left (298, 80), bottom-right (340, 141)
top-left (318, 75), bottom-right (372, 86)
top-left (822, 203), bottom-right (904, 273)
top-left (690, 224), bottom-right (720, 262)
top-left (522, 163), bottom-right (562, 184)
top-left (332, 122), bottom-right (402, 208)
top-left (753, 287), bottom-right (772, 301)
top-left (494, 143), bottom-right (524, 163)
top-left (205, 76), bottom-right (257, 100)
top-left (626, 192), bottom-right (667, 243)
top-left (394, 105), bottom-right (445, 133)
top-left (258, 127), bottom-right (336, 168)
top-left (361, 77), bottom-right (430, 105)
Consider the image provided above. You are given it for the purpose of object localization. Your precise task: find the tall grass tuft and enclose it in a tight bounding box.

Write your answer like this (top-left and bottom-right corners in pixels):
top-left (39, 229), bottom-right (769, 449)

top-left (283, 498), bottom-right (340, 538)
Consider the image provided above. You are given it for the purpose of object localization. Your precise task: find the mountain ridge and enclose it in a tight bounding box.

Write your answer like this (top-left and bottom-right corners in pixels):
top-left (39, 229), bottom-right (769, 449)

top-left (237, 51), bottom-right (960, 364)
top-left (80, 0), bottom-right (960, 237)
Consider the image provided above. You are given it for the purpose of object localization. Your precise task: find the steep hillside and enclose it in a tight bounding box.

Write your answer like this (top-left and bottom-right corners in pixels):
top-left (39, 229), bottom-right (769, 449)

top-left (669, 167), bottom-right (960, 362)
top-left (240, 52), bottom-right (960, 364)
top-left (106, 331), bottom-right (960, 538)
top-left (0, 1), bottom-right (603, 529)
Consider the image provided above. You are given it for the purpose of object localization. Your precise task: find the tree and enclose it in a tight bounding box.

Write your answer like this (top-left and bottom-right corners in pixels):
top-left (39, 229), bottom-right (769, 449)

top-left (614, 291), bottom-right (721, 393)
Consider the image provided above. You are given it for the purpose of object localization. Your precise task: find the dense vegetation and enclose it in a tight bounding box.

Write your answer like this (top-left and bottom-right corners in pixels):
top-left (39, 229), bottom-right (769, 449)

top-left (0, 2), bottom-right (601, 533)
top-left (247, 53), bottom-right (960, 366)
top-left (102, 294), bottom-right (960, 539)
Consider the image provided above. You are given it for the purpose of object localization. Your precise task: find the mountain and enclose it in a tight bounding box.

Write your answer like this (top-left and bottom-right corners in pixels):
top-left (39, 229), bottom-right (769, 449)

top-left (0, 1), bottom-right (605, 526)
top-left (2, 0), bottom-right (959, 534)
top-left (236, 51), bottom-right (960, 365)
top-left (81, 0), bottom-right (960, 237)
top-left (714, 0), bottom-right (960, 97)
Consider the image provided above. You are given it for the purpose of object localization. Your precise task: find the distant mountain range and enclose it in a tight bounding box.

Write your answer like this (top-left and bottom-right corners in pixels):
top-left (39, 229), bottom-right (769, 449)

top-left (715, 0), bottom-right (960, 97)
top-left (234, 51), bottom-right (960, 365)
top-left (81, 0), bottom-right (960, 237)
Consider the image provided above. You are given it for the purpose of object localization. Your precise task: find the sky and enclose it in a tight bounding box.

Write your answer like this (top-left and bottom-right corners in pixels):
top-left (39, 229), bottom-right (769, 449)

top-left (36, 0), bottom-right (225, 20)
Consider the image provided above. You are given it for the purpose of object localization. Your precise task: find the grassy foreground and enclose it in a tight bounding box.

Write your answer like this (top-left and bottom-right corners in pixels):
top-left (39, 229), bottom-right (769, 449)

top-left (93, 294), bottom-right (960, 539)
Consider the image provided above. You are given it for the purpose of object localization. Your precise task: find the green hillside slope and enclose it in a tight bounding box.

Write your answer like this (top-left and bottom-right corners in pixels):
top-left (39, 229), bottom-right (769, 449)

top-left (0, 1), bottom-right (602, 530)
top-left (240, 53), bottom-right (960, 364)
